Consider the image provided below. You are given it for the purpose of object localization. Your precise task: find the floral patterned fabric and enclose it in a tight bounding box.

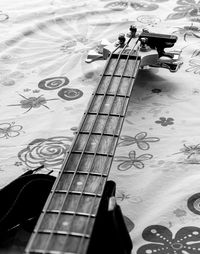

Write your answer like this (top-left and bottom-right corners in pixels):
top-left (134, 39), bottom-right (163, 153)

top-left (0, 0), bottom-right (200, 253)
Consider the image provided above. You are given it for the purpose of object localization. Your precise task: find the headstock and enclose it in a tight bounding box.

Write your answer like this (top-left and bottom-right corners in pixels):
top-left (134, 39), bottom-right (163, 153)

top-left (86, 26), bottom-right (183, 72)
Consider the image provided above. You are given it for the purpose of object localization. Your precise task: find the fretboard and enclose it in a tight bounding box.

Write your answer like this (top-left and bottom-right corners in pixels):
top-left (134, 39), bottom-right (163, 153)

top-left (25, 51), bottom-right (141, 254)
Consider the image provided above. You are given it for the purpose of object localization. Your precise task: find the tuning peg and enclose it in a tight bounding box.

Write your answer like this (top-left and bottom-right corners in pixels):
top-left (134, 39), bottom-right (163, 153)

top-left (140, 37), bottom-right (151, 52)
top-left (127, 25), bottom-right (137, 38)
top-left (116, 33), bottom-right (126, 47)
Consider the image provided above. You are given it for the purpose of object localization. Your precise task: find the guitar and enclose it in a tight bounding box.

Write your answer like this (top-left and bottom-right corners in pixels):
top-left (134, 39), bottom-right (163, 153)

top-left (0, 26), bottom-right (182, 254)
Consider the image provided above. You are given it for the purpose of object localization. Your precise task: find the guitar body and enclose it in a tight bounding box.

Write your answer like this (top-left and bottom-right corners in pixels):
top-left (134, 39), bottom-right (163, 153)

top-left (0, 171), bottom-right (56, 244)
top-left (0, 175), bottom-right (132, 254)
top-left (88, 181), bottom-right (132, 254)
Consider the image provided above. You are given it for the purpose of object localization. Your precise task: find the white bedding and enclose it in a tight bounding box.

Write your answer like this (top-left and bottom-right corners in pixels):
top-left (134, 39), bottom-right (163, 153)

top-left (0, 0), bottom-right (200, 253)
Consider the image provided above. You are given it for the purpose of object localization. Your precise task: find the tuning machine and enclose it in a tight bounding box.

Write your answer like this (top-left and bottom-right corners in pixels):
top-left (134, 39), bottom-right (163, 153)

top-left (158, 49), bottom-right (183, 72)
top-left (126, 25), bottom-right (138, 38)
top-left (140, 49), bottom-right (183, 72)
top-left (138, 30), bottom-right (183, 72)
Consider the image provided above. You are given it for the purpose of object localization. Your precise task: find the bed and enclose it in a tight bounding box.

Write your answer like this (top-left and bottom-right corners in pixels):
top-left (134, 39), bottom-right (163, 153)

top-left (0, 0), bottom-right (200, 253)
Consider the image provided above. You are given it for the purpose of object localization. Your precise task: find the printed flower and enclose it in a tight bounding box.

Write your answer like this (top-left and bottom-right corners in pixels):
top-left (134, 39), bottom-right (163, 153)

top-left (0, 70), bottom-right (24, 86)
top-left (176, 143), bottom-right (200, 159)
top-left (0, 11), bottom-right (9, 22)
top-left (192, 49), bottom-right (200, 57)
top-left (38, 77), bottom-right (69, 90)
top-left (118, 132), bottom-right (160, 150)
top-left (173, 24), bottom-right (200, 41)
top-left (32, 89), bottom-right (40, 93)
top-left (116, 191), bottom-right (131, 201)
top-left (186, 59), bottom-right (200, 74)
top-left (0, 122), bottom-right (23, 139)
top-left (115, 150), bottom-right (153, 170)
top-left (137, 15), bottom-right (161, 25)
top-left (23, 88), bottom-right (31, 92)
top-left (104, 1), bottom-right (159, 11)
top-left (147, 0), bottom-right (168, 2)
top-left (173, 208), bottom-right (187, 217)
top-left (104, 1), bottom-right (128, 10)
top-left (14, 161), bottom-right (23, 166)
top-left (187, 192), bottom-right (200, 215)
top-left (130, 1), bottom-right (158, 11)
top-left (18, 136), bottom-right (73, 169)
top-left (190, 16), bottom-right (200, 22)
top-left (167, 0), bottom-right (200, 20)
top-left (58, 88), bottom-right (83, 100)
top-left (155, 117), bottom-right (174, 126)
top-left (137, 225), bottom-right (200, 254)
top-left (8, 94), bottom-right (58, 113)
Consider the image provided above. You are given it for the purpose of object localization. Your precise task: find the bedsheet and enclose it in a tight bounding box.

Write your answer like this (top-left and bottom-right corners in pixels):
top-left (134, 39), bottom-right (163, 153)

top-left (0, 0), bottom-right (200, 253)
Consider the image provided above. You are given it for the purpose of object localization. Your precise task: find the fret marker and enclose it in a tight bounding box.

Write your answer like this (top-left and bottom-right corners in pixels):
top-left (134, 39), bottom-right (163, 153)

top-left (62, 221), bottom-right (69, 227)
top-left (77, 181), bottom-right (83, 186)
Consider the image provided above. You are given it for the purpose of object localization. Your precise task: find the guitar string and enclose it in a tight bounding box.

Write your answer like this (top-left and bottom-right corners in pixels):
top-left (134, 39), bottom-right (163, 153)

top-left (60, 36), bottom-right (141, 253)
top-left (26, 31), bottom-right (177, 253)
top-left (76, 39), bottom-right (141, 253)
top-left (51, 36), bottom-right (140, 253)
top-left (26, 44), bottom-right (122, 253)
top-left (63, 40), bottom-right (134, 252)
top-left (58, 38), bottom-right (135, 253)
top-left (25, 34), bottom-right (140, 253)
top-left (25, 38), bottom-right (121, 254)
top-left (26, 40), bottom-right (140, 254)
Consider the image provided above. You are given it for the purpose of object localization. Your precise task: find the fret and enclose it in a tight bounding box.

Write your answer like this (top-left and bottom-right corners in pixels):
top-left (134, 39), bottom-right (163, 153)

top-left (29, 232), bottom-right (89, 253)
top-left (89, 95), bottom-right (128, 115)
top-left (101, 95), bottom-right (127, 115)
top-left (54, 190), bottom-right (102, 197)
top-left (65, 171), bottom-right (108, 177)
top-left (55, 172), bottom-right (105, 195)
top-left (79, 132), bottom-right (119, 138)
top-left (81, 114), bottom-right (123, 136)
top-left (71, 174), bottom-right (105, 194)
top-left (44, 211), bottom-right (96, 218)
top-left (63, 152), bottom-right (112, 174)
top-left (97, 75), bottom-right (133, 96)
top-left (87, 112), bottom-right (124, 117)
top-left (27, 251), bottom-right (75, 254)
top-left (73, 134), bottom-right (118, 155)
top-left (38, 213), bottom-right (95, 236)
top-left (47, 193), bottom-right (100, 215)
top-left (102, 74), bottom-right (132, 78)
top-left (70, 150), bottom-right (113, 157)
top-left (70, 174), bottom-right (89, 192)
top-left (37, 231), bottom-right (91, 238)
top-left (25, 250), bottom-right (67, 254)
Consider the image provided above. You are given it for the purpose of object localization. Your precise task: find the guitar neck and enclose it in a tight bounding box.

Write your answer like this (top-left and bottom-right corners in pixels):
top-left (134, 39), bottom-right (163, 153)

top-left (25, 50), bottom-right (141, 254)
